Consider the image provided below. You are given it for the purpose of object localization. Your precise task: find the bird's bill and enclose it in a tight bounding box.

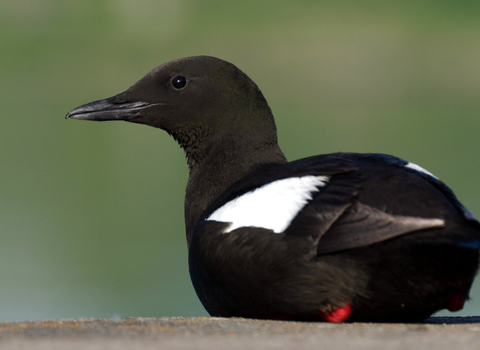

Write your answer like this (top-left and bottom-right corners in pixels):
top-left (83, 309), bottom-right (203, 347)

top-left (65, 94), bottom-right (150, 121)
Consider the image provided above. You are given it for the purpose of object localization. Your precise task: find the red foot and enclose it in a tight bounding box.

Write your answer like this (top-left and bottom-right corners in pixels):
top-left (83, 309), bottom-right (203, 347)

top-left (255, 304), bottom-right (352, 322)
top-left (316, 304), bottom-right (352, 323)
top-left (447, 292), bottom-right (467, 312)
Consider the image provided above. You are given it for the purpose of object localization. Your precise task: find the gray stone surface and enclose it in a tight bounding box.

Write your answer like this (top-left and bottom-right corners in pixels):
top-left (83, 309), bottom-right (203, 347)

top-left (1, 317), bottom-right (480, 350)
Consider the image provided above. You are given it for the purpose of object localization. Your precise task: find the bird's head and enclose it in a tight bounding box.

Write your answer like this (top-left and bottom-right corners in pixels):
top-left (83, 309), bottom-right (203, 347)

top-left (66, 56), bottom-right (280, 163)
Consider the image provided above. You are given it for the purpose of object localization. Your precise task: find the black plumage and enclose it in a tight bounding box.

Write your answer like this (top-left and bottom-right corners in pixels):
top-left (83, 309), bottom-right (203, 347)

top-left (66, 56), bottom-right (480, 322)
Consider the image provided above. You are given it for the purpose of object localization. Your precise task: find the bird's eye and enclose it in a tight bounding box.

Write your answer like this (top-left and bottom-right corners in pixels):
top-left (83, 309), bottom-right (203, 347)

top-left (171, 75), bottom-right (187, 90)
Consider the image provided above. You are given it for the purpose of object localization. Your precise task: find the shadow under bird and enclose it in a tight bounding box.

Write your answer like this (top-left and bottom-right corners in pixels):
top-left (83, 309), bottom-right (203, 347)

top-left (66, 56), bottom-right (480, 322)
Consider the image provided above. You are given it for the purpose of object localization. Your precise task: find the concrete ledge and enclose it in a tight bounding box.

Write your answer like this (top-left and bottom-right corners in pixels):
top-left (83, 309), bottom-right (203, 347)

top-left (1, 317), bottom-right (480, 350)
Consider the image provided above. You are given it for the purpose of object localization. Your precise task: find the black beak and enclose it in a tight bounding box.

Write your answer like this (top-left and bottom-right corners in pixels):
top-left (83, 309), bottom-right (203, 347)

top-left (65, 94), bottom-right (150, 121)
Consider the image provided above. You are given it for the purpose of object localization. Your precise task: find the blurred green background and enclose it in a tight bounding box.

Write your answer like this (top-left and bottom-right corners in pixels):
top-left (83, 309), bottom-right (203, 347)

top-left (1, 0), bottom-right (480, 321)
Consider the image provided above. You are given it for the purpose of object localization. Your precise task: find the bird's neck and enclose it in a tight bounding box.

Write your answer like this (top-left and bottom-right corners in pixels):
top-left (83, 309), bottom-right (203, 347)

top-left (183, 139), bottom-right (287, 245)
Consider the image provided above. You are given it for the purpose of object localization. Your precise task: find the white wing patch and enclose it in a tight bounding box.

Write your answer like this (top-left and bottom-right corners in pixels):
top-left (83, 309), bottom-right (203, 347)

top-left (207, 175), bottom-right (330, 234)
top-left (405, 162), bottom-right (439, 180)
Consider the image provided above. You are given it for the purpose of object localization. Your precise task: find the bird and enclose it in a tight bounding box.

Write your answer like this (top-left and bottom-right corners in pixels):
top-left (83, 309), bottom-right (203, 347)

top-left (66, 55), bottom-right (480, 323)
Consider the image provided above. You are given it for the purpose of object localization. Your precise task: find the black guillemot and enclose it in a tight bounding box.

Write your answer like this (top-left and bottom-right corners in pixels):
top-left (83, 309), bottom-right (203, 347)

top-left (66, 56), bottom-right (480, 322)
